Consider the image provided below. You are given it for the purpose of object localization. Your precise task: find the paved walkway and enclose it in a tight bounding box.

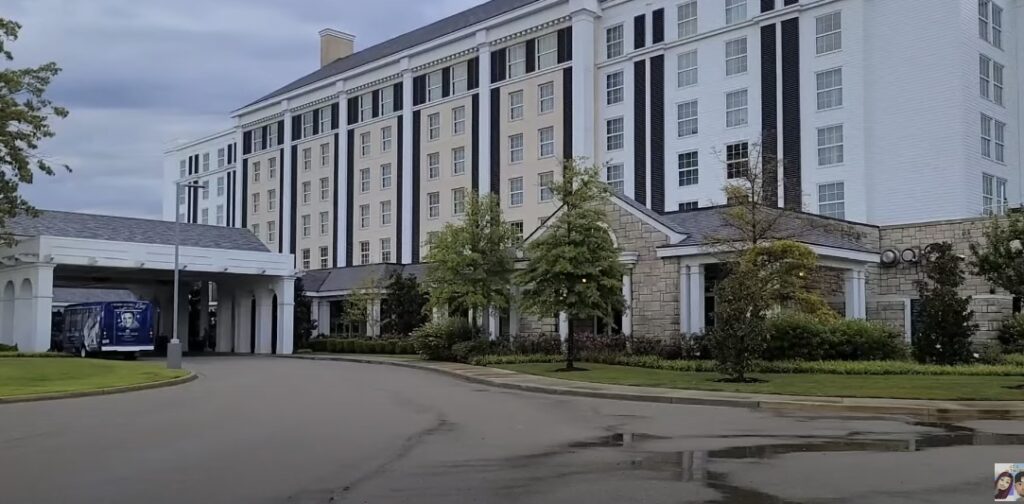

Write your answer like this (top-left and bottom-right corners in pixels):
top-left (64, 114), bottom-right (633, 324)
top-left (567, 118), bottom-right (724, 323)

top-left (284, 354), bottom-right (1024, 419)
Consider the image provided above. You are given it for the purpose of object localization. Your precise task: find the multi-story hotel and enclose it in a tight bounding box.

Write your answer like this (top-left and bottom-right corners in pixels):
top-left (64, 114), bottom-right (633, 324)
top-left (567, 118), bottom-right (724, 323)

top-left (163, 0), bottom-right (1023, 340)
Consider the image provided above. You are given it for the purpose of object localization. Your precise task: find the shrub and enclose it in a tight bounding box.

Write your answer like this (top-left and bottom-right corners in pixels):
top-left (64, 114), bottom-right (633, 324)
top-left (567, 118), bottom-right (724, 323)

top-left (765, 313), bottom-right (832, 361)
top-left (412, 318), bottom-right (481, 360)
top-left (295, 348), bottom-right (312, 354)
top-left (764, 314), bottom-right (909, 362)
top-left (830, 319), bottom-right (909, 361)
top-left (627, 335), bottom-right (662, 356)
top-left (1003, 353), bottom-right (1024, 366)
top-left (574, 332), bottom-right (626, 354)
top-left (451, 339), bottom-right (495, 363)
top-left (0, 343), bottom-right (17, 352)
top-left (470, 354), bottom-right (564, 366)
top-left (999, 315), bottom-right (1024, 353)
top-left (510, 333), bottom-right (562, 355)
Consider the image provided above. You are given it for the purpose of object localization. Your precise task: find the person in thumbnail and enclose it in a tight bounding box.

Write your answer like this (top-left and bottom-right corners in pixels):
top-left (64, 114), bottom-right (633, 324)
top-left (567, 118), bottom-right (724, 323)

top-left (1015, 472), bottom-right (1024, 501)
top-left (996, 471), bottom-right (1013, 500)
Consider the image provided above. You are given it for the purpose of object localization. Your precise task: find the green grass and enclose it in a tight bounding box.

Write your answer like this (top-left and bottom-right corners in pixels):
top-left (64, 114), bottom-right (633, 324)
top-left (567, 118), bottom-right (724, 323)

top-left (496, 362), bottom-right (1024, 401)
top-left (0, 358), bottom-right (189, 398)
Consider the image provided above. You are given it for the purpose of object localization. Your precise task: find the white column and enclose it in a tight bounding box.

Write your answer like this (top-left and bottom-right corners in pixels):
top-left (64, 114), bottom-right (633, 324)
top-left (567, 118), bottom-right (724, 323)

top-left (318, 299), bottom-right (331, 336)
top-left (622, 271), bottom-right (633, 336)
top-left (255, 287), bottom-right (273, 354)
top-left (678, 264), bottom-right (688, 333)
top-left (368, 298), bottom-right (382, 338)
top-left (488, 306), bottom-right (499, 340)
top-left (570, 0), bottom-right (599, 161)
top-left (687, 265), bottom-right (705, 334)
top-left (401, 61), bottom-right (414, 264)
top-left (177, 281), bottom-right (191, 352)
top-left (844, 269), bottom-right (867, 320)
top-left (476, 33), bottom-right (492, 194)
top-left (234, 287), bottom-right (252, 353)
top-left (558, 312), bottom-right (569, 342)
top-left (509, 300), bottom-right (520, 338)
top-left (14, 265), bottom-right (55, 352)
top-left (215, 284), bottom-right (234, 353)
top-left (276, 277), bottom-right (295, 354)
top-left (336, 82), bottom-right (349, 267)
top-left (280, 100), bottom-right (293, 260)
top-left (0, 277), bottom-right (13, 347)
top-left (198, 281), bottom-right (211, 350)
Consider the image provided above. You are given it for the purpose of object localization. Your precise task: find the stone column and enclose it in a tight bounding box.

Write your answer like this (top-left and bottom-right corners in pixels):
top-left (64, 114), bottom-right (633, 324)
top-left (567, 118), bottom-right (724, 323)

top-left (476, 32), bottom-right (492, 194)
top-left (14, 265), bottom-right (55, 352)
top-left (0, 276), bottom-right (13, 347)
top-left (215, 284), bottom-right (234, 353)
top-left (234, 286), bottom-right (252, 353)
top-left (336, 81), bottom-right (349, 267)
top-left (678, 263), bottom-right (688, 334)
top-left (276, 277), bottom-right (295, 354)
top-left (401, 61), bottom-right (414, 263)
top-left (844, 269), bottom-right (867, 320)
top-left (318, 299), bottom-right (332, 337)
top-left (367, 298), bottom-right (382, 338)
top-left (622, 271), bottom-right (633, 336)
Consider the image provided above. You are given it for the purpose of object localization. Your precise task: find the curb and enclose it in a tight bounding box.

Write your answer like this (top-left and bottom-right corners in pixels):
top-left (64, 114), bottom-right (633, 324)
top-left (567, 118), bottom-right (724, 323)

top-left (281, 355), bottom-right (1024, 420)
top-left (0, 372), bottom-right (198, 405)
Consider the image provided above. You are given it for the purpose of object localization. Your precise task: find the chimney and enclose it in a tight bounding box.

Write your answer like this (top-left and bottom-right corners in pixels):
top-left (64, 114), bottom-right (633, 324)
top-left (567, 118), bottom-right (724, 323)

top-left (319, 29), bottom-right (355, 67)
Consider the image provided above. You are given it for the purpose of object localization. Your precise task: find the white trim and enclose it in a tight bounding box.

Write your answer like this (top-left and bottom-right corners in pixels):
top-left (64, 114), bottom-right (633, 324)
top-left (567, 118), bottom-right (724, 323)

top-left (607, 196), bottom-right (686, 243)
top-left (656, 242), bottom-right (879, 265)
top-left (101, 346), bottom-right (155, 352)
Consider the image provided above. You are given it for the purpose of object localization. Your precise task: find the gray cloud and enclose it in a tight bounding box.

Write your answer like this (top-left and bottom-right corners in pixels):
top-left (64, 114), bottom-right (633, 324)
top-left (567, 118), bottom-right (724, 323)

top-left (7, 0), bottom-right (481, 219)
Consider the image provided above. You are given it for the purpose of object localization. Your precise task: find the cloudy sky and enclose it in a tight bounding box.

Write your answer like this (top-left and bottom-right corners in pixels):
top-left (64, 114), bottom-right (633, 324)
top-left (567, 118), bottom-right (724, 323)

top-left (6, 0), bottom-right (481, 219)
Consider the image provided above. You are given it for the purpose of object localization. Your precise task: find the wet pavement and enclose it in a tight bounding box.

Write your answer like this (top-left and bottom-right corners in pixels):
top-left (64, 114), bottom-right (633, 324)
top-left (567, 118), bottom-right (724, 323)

top-left (0, 357), bottom-right (1019, 503)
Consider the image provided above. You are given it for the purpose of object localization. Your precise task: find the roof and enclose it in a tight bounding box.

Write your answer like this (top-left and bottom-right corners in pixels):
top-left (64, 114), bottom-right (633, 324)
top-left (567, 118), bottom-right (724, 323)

top-left (53, 288), bottom-right (138, 305)
top-left (7, 210), bottom-right (271, 253)
top-left (241, 0), bottom-right (543, 109)
top-left (301, 263), bottom-right (428, 293)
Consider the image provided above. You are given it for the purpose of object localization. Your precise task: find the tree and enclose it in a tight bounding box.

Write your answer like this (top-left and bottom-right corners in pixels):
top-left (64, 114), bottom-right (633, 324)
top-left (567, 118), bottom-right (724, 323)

top-left (380, 271), bottom-right (429, 336)
top-left (0, 18), bottom-right (69, 245)
top-left (913, 242), bottom-right (977, 365)
top-left (517, 158), bottom-right (625, 370)
top-left (970, 213), bottom-right (1024, 297)
top-left (424, 193), bottom-right (515, 332)
top-left (293, 277), bottom-right (316, 348)
top-left (341, 276), bottom-right (386, 338)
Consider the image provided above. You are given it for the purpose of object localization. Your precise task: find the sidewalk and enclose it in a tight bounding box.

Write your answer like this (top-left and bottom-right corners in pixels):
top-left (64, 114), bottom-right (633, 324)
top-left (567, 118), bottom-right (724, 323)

top-left (282, 354), bottom-right (1024, 420)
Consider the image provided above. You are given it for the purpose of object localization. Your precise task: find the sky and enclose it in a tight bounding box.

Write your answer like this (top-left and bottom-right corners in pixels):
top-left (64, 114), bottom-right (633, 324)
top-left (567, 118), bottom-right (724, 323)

top-left (6, 0), bottom-right (481, 219)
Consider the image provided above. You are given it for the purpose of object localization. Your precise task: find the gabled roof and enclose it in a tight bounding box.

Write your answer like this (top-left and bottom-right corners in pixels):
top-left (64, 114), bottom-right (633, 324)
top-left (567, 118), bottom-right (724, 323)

top-left (301, 263), bottom-right (428, 293)
top-left (7, 211), bottom-right (270, 253)
top-left (240, 0), bottom-right (544, 110)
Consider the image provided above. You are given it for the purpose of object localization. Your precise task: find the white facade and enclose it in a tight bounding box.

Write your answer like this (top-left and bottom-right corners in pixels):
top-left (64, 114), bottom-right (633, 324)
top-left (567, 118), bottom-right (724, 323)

top-left (162, 129), bottom-right (239, 227)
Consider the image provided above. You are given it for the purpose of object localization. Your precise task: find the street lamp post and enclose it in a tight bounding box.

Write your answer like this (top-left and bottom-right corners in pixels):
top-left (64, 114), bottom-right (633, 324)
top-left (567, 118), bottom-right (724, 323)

top-left (169, 181), bottom-right (204, 370)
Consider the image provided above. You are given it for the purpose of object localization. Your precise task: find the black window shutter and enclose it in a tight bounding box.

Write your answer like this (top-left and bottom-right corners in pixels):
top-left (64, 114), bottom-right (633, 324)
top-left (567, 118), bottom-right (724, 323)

top-left (347, 96), bottom-right (359, 125)
top-left (441, 67), bottom-right (452, 98)
top-left (761, 0), bottom-right (776, 12)
top-left (261, 126), bottom-right (269, 148)
top-left (557, 27), bottom-right (572, 63)
top-left (652, 9), bottom-right (665, 43)
top-left (292, 115), bottom-right (302, 140)
top-left (525, 38), bottom-right (537, 74)
top-left (311, 108), bottom-right (321, 136)
top-left (331, 103), bottom-right (340, 128)
top-left (413, 75), bottom-right (427, 106)
top-left (467, 57), bottom-right (479, 90)
top-left (393, 82), bottom-right (404, 111)
top-left (492, 49), bottom-right (507, 83)
top-left (371, 90), bottom-right (380, 119)
top-left (227, 143), bottom-right (233, 164)
top-left (277, 120), bottom-right (285, 142)
top-left (188, 155), bottom-right (193, 175)
top-left (243, 131), bottom-right (251, 155)
top-left (784, 0), bottom-right (798, 5)
top-left (634, 15), bottom-right (646, 50)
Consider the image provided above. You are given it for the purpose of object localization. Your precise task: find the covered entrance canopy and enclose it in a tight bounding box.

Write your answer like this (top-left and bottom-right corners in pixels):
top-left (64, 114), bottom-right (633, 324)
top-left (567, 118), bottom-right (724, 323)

top-left (0, 210), bottom-right (295, 353)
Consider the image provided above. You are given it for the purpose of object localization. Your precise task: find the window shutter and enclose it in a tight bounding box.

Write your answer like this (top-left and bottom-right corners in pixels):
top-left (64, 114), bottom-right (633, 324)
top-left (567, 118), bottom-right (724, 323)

top-left (277, 120), bottom-right (285, 142)
top-left (292, 115), bottom-right (302, 140)
top-left (331, 103), bottom-right (340, 128)
top-left (311, 108), bottom-right (320, 136)
top-left (761, 0), bottom-right (776, 12)
top-left (467, 57), bottom-right (479, 90)
top-left (242, 131), bottom-right (252, 155)
top-left (371, 90), bottom-right (380, 119)
top-left (557, 27), bottom-right (572, 63)
top-left (652, 8), bottom-right (665, 43)
top-left (347, 96), bottom-right (359, 125)
top-left (441, 67), bottom-right (452, 98)
top-left (393, 82), bottom-right (404, 111)
top-left (634, 14), bottom-right (646, 50)
top-left (525, 38), bottom-right (537, 74)
top-left (413, 75), bottom-right (427, 106)
top-left (492, 49), bottom-right (507, 83)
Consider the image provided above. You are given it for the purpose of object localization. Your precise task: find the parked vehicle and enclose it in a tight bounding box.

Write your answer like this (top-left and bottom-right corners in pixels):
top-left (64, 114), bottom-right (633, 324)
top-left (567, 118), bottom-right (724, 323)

top-left (62, 301), bottom-right (156, 358)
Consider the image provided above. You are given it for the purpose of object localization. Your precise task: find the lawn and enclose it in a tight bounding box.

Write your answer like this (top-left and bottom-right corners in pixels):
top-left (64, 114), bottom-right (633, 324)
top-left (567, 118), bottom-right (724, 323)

top-left (0, 358), bottom-right (189, 398)
top-left (496, 362), bottom-right (1024, 401)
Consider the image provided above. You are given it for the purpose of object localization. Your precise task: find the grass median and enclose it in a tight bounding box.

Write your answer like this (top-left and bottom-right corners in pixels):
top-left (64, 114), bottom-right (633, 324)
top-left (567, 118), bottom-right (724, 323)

top-left (0, 358), bottom-right (189, 399)
top-left (495, 362), bottom-right (1024, 401)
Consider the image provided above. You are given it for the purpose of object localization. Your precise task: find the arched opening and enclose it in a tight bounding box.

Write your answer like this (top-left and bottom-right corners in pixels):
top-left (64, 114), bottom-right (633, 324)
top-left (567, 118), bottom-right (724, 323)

top-left (19, 278), bottom-right (33, 298)
top-left (1, 281), bottom-right (14, 346)
top-left (249, 297), bottom-right (256, 354)
top-left (271, 294), bottom-right (278, 354)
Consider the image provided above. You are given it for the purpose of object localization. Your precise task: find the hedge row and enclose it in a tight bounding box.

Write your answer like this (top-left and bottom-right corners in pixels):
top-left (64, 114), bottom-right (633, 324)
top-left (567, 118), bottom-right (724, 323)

top-left (470, 353), bottom-right (1024, 376)
top-left (306, 338), bottom-right (417, 355)
top-left (0, 351), bottom-right (71, 358)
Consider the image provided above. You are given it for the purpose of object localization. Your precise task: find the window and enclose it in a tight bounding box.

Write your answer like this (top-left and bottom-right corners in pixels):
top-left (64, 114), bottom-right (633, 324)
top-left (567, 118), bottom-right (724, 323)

top-left (980, 0), bottom-right (1003, 48)
top-left (302, 147), bottom-right (312, 171)
top-left (816, 68), bottom-right (843, 110)
top-left (606, 118), bottom-right (624, 151)
top-left (202, 153), bottom-right (210, 172)
top-left (201, 180), bottom-right (209, 200)
top-left (319, 106), bottom-right (331, 133)
top-left (452, 188), bottom-right (466, 215)
top-left (818, 182), bottom-right (845, 219)
top-left (319, 211), bottom-right (329, 235)
top-left (538, 82), bottom-right (555, 114)
top-left (678, 151), bottom-right (698, 186)
top-left (428, 192), bottom-right (440, 219)
top-left (509, 134), bottom-right (524, 163)
top-left (319, 246), bottom-right (330, 269)
top-left (451, 62), bottom-right (468, 95)
top-left (320, 143), bottom-right (330, 167)
top-left (302, 111), bottom-right (314, 137)
top-left (451, 106), bottom-right (466, 136)
top-left (606, 164), bottom-right (624, 193)
top-left (725, 89), bottom-right (748, 127)
top-left (267, 221), bottom-right (277, 243)
top-left (983, 173), bottom-right (1009, 216)
top-left (360, 132), bottom-right (371, 157)
top-left (252, 193), bottom-right (260, 213)
top-left (510, 221), bottom-right (524, 242)
top-left (380, 238), bottom-right (392, 263)
top-left (179, 160), bottom-right (186, 179)
top-left (381, 200), bottom-right (392, 226)
top-left (817, 125), bottom-right (844, 166)
top-left (995, 119), bottom-right (1006, 162)
top-left (509, 90), bottom-right (524, 121)
top-left (980, 55), bottom-right (992, 100)
top-left (201, 208), bottom-right (209, 225)
top-left (677, 100), bottom-right (698, 137)
top-left (217, 148), bottom-right (226, 168)
top-left (253, 129), bottom-right (264, 152)
top-left (536, 33), bottom-right (558, 71)
top-left (359, 204), bottom-right (370, 229)
top-left (216, 205), bottom-right (224, 225)
top-left (267, 189), bottom-right (277, 211)
top-left (677, 49), bottom-right (698, 87)
top-left (359, 94), bottom-right (372, 122)
top-left (381, 163), bottom-right (393, 189)
top-left (992, 3), bottom-right (1003, 48)
top-left (815, 12), bottom-right (841, 55)
top-left (320, 177), bottom-right (330, 201)
top-left (359, 241), bottom-right (371, 265)
top-left (360, 167), bottom-right (371, 193)
top-left (725, 37), bottom-right (747, 75)
top-left (217, 176), bottom-right (225, 196)
top-left (252, 161), bottom-right (260, 183)
top-left (606, 24), bottom-right (624, 59)
top-left (993, 61), bottom-right (1005, 106)
top-left (679, 201), bottom-right (699, 212)
top-left (539, 127), bottom-right (555, 158)
top-left (726, 142), bottom-right (749, 179)
top-left (381, 126), bottom-right (392, 152)
top-left (301, 181), bottom-right (311, 205)
top-left (301, 214), bottom-right (311, 238)
top-left (507, 43), bottom-right (526, 78)
top-left (452, 147), bottom-right (466, 175)
top-left (380, 87), bottom-right (393, 116)
top-left (428, 153), bottom-right (440, 179)
top-left (428, 113), bottom-right (440, 140)
top-left (678, 1), bottom-right (697, 39)
top-left (539, 171), bottom-right (555, 202)
top-left (981, 114), bottom-right (1001, 160)
top-left (251, 223), bottom-right (260, 239)
top-left (725, 0), bottom-right (746, 25)
top-left (264, 158), bottom-right (275, 180)
top-left (510, 177), bottom-right (524, 207)
top-left (427, 70), bottom-right (442, 103)
top-left (980, 0), bottom-right (991, 41)
top-left (606, 71), bottom-right (624, 105)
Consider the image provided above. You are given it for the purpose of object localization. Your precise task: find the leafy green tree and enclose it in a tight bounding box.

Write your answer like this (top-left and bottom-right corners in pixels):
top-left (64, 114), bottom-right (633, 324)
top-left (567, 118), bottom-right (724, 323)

top-left (0, 18), bottom-right (69, 245)
top-left (293, 277), bottom-right (315, 349)
top-left (340, 276), bottom-right (386, 338)
top-left (517, 158), bottom-right (625, 370)
top-left (970, 213), bottom-right (1024, 297)
top-left (424, 193), bottom-right (515, 331)
top-left (381, 271), bottom-right (429, 337)
top-left (913, 242), bottom-right (977, 364)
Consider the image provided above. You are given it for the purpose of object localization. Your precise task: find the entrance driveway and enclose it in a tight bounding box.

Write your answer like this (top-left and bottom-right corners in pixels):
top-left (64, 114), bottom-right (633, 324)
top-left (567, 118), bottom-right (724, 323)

top-left (0, 357), bottom-right (1020, 503)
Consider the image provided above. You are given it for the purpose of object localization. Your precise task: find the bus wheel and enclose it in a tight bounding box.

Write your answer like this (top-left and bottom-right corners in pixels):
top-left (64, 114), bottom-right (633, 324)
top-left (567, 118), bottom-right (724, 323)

top-left (123, 352), bottom-right (138, 361)
top-left (79, 346), bottom-right (88, 359)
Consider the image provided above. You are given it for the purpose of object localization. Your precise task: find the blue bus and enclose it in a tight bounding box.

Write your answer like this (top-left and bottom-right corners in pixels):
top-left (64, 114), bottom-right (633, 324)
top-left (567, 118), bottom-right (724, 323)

top-left (62, 301), bottom-right (157, 358)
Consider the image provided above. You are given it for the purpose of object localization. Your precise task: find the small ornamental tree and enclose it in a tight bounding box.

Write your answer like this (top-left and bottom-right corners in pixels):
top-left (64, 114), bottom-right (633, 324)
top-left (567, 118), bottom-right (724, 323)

top-left (913, 242), bottom-right (977, 364)
top-left (970, 212), bottom-right (1024, 298)
top-left (424, 193), bottom-right (516, 332)
top-left (380, 271), bottom-right (429, 337)
top-left (517, 158), bottom-right (625, 370)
